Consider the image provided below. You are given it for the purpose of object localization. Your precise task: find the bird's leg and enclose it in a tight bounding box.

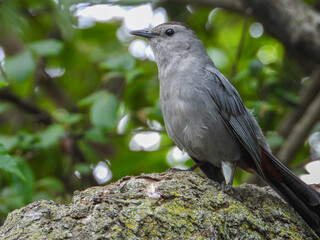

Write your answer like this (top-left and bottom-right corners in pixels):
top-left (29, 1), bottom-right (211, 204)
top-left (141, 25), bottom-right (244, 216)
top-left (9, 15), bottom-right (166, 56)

top-left (216, 161), bottom-right (238, 192)
top-left (209, 180), bottom-right (233, 192)
top-left (186, 160), bottom-right (206, 171)
top-left (228, 161), bottom-right (238, 186)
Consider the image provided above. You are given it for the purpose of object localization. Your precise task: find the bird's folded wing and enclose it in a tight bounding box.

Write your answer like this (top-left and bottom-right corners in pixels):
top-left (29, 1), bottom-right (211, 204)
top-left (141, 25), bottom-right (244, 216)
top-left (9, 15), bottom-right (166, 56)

top-left (204, 67), bottom-right (265, 179)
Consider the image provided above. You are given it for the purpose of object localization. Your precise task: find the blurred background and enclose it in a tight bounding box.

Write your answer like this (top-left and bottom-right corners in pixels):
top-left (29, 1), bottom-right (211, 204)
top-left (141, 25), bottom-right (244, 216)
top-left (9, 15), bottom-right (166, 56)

top-left (0, 0), bottom-right (320, 224)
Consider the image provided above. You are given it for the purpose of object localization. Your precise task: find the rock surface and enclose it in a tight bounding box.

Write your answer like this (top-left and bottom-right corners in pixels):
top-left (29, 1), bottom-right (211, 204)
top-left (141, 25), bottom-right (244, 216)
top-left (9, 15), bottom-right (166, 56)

top-left (0, 170), bottom-right (318, 239)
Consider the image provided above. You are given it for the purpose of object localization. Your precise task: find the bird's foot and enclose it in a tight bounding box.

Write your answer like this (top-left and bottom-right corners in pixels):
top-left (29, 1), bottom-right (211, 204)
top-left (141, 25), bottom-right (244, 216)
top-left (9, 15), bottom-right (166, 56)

top-left (208, 180), bottom-right (233, 192)
top-left (208, 180), bottom-right (222, 190)
top-left (221, 182), bottom-right (233, 192)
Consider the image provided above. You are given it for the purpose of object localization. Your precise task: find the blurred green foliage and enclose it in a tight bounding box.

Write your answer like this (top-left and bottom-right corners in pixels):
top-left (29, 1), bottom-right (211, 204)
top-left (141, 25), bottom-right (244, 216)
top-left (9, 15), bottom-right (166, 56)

top-left (0, 0), bottom-right (311, 223)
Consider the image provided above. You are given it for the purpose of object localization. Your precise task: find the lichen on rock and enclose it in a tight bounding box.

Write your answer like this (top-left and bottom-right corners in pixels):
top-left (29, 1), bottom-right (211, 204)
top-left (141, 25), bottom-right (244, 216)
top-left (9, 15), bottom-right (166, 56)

top-left (0, 170), bottom-right (318, 239)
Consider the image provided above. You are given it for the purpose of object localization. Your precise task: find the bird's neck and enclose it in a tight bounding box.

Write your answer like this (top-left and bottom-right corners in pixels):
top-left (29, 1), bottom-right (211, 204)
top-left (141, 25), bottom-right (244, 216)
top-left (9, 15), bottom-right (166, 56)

top-left (156, 47), bottom-right (212, 83)
top-left (154, 38), bottom-right (208, 74)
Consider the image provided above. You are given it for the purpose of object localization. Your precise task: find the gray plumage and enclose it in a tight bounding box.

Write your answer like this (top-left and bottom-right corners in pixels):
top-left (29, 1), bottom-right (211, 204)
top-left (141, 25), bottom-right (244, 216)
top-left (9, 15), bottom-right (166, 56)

top-left (138, 23), bottom-right (267, 179)
top-left (130, 22), bottom-right (320, 236)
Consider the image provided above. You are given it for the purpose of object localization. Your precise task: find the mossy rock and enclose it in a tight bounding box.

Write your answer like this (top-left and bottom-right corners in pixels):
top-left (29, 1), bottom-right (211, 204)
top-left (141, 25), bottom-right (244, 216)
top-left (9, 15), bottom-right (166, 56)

top-left (0, 170), bottom-right (318, 239)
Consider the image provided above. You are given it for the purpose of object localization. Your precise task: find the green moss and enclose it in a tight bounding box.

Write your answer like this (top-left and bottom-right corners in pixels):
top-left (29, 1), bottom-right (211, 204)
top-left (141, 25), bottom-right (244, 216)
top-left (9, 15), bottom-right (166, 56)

top-left (0, 171), bottom-right (317, 239)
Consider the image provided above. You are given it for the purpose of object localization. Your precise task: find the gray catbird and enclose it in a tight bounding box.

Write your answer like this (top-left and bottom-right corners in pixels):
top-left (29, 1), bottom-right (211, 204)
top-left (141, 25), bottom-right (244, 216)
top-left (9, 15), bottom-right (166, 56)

top-left (131, 22), bottom-right (320, 236)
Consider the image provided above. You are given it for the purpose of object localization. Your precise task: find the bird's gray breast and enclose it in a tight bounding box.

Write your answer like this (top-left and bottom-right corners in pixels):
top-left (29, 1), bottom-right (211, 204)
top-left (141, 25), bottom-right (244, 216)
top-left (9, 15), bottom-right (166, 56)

top-left (159, 69), bottom-right (243, 167)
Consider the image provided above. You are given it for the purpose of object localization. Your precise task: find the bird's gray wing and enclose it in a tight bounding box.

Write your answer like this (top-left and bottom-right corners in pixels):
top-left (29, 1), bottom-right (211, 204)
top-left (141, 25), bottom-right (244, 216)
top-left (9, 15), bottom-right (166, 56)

top-left (204, 67), bottom-right (265, 179)
top-left (205, 68), bottom-right (320, 205)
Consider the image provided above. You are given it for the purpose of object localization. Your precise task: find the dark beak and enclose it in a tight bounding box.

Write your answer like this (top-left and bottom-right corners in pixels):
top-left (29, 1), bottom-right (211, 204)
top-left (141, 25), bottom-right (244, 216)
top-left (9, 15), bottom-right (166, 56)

top-left (130, 30), bottom-right (155, 39)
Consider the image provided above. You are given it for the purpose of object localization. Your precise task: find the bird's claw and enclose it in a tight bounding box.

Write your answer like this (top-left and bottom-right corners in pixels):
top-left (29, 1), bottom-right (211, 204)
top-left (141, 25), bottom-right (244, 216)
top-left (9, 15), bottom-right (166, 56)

top-left (208, 180), bottom-right (223, 190)
top-left (221, 182), bottom-right (233, 192)
top-left (208, 180), bottom-right (233, 192)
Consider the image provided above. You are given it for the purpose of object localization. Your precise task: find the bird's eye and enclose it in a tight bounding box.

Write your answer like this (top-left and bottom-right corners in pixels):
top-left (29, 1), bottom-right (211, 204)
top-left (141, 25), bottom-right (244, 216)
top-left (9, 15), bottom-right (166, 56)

top-left (165, 28), bottom-right (175, 36)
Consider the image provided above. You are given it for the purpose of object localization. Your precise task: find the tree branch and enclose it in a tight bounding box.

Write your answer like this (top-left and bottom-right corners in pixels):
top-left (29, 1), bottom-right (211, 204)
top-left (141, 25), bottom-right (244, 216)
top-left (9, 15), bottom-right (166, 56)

top-left (243, 0), bottom-right (320, 64)
top-left (0, 88), bottom-right (53, 125)
top-left (276, 67), bottom-right (320, 140)
top-left (277, 89), bottom-right (320, 165)
top-left (174, 0), bottom-right (320, 65)
top-left (230, 13), bottom-right (249, 79)
top-left (35, 59), bottom-right (74, 108)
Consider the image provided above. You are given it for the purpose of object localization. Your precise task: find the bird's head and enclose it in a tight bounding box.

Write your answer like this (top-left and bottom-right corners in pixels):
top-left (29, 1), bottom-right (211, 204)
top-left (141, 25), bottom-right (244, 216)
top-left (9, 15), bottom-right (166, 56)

top-left (131, 22), bottom-right (204, 65)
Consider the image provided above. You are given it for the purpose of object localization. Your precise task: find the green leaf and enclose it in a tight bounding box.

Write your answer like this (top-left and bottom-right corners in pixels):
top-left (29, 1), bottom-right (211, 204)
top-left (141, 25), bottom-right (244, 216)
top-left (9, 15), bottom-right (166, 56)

top-left (74, 163), bottom-right (91, 175)
top-left (9, 156), bottom-right (34, 202)
top-left (78, 140), bottom-right (100, 164)
top-left (63, 113), bottom-right (83, 125)
top-left (126, 69), bottom-right (144, 84)
top-left (17, 132), bottom-right (36, 151)
top-left (207, 48), bottom-right (229, 69)
top-left (0, 135), bottom-right (19, 151)
top-left (0, 143), bottom-right (8, 154)
top-left (37, 124), bottom-right (65, 148)
top-left (29, 39), bottom-right (64, 57)
top-left (4, 50), bottom-right (36, 82)
top-left (249, 59), bottom-right (264, 77)
top-left (0, 81), bottom-right (8, 89)
top-left (266, 132), bottom-right (284, 148)
top-left (52, 109), bottom-right (82, 125)
top-left (35, 177), bottom-right (64, 192)
top-left (84, 127), bottom-right (106, 143)
top-left (78, 91), bottom-right (106, 107)
top-left (0, 144), bottom-right (25, 181)
top-left (275, 89), bottom-right (299, 105)
top-left (100, 53), bottom-right (136, 71)
top-left (90, 93), bottom-right (119, 130)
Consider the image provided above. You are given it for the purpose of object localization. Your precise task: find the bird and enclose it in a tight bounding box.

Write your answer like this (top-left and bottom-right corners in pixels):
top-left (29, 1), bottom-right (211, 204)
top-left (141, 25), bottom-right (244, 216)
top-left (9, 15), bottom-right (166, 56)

top-left (130, 22), bottom-right (320, 236)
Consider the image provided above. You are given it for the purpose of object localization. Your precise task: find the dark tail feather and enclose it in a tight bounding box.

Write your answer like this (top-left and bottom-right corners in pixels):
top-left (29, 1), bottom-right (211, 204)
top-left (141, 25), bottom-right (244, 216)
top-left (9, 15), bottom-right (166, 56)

top-left (260, 148), bottom-right (320, 236)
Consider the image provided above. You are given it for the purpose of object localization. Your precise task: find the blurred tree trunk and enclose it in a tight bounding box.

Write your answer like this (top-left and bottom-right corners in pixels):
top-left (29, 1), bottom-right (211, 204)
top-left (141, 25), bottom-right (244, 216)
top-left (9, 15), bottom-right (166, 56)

top-left (175, 0), bottom-right (320, 64)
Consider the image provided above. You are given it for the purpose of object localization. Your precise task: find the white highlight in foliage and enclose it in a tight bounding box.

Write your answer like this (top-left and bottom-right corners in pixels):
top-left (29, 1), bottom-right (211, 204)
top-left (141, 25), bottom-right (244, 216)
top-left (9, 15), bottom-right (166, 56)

top-left (300, 161), bottom-right (320, 184)
top-left (117, 114), bottom-right (130, 134)
top-left (166, 146), bottom-right (190, 168)
top-left (75, 4), bottom-right (126, 28)
top-left (0, 46), bottom-right (5, 68)
top-left (74, 170), bottom-right (82, 179)
top-left (74, 3), bottom-right (166, 61)
top-left (45, 67), bottom-right (65, 78)
top-left (129, 39), bottom-right (148, 60)
top-left (151, 8), bottom-right (167, 27)
top-left (129, 39), bottom-right (155, 61)
top-left (129, 131), bottom-right (161, 151)
top-left (0, 47), bottom-right (5, 61)
top-left (75, 3), bottom-right (166, 32)
top-left (308, 132), bottom-right (320, 160)
top-left (257, 45), bottom-right (277, 64)
top-left (147, 119), bottom-right (162, 131)
top-left (124, 4), bottom-right (153, 30)
top-left (116, 25), bottom-right (132, 42)
top-left (249, 22), bottom-right (264, 38)
top-left (93, 161), bottom-right (112, 184)
top-left (300, 132), bottom-right (320, 184)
